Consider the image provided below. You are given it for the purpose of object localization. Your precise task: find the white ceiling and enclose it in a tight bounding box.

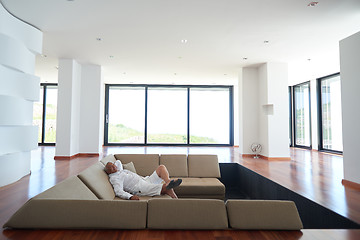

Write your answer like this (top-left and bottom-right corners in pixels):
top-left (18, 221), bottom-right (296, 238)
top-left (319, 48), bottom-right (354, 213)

top-left (2, 0), bottom-right (360, 85)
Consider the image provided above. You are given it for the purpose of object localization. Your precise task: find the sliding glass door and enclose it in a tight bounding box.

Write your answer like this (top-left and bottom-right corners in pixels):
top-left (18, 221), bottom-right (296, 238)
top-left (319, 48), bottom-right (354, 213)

top-left (190, 88), bottom-right (230, 144)
top-left (33, 83), bottom-right (58, 145)
top-left (293, 82), bottom-right (311, 148)
top-left (318, 74), bottom-right (343, 153)
top-left (104, 85), bottom-right (233, 146)
top-left (106, 86), bottom-right (145, 144)
top-left (147, 88), bottom-right (188, 143)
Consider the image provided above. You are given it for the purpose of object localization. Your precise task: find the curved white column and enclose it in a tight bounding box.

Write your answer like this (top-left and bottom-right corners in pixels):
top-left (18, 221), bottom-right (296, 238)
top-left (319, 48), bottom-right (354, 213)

top-left (0, 33), bottom-right (36, 74)
top-left (0, 95), bottom-right (34, 125)
top-left (0, 152), bottom-right (31, 187)
top-left (0, 3), bottom-right (42, 187)
top-left (0, 4), bottom-right (42, 54)
top-left (0, 126), bottom-right (38, 156)
top-left (0, 64), bottom-right (40, 101)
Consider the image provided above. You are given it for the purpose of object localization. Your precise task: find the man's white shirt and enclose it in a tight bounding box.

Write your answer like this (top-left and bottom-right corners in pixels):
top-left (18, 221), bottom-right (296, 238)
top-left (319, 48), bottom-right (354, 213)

top-left (108, 160), bottom-right (144, 199)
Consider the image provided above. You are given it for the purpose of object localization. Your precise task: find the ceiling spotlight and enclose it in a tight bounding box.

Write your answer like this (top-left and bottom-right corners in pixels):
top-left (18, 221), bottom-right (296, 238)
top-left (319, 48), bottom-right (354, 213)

top-left (308, 2), bottom-right (318, 7)
top-left (307, 58), bottom-right (311, 61)
top-left (55, 66), bottom-right (59, 70)
top-left (243, 57), bottom-right (248, 60)
top-left (264, 40), bottom-right (269, 44)
top-left (181, 39), bottom-right (188, 43)
top-left (96, 38), bottom-right (102, 41)
top-left (109, 55), bottom-right (114, 58)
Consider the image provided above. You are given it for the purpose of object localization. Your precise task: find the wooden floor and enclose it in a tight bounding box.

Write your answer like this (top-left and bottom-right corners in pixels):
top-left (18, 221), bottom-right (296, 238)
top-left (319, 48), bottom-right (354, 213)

top-left (1, 146), bottom-right (360, 240)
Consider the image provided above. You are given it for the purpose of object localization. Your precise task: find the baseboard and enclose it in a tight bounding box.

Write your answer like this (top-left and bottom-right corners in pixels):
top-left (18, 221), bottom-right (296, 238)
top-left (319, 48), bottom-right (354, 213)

top-left (242, 154), bottom-right (291, 161)
top-left (342, 179), bottom-right (360, 191)
top-left (54, 153), bottom-right (99, 160)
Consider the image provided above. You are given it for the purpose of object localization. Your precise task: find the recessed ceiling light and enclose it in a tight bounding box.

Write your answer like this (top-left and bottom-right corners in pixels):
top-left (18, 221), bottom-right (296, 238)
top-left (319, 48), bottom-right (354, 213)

top-left (307, 58), bottom-right (311, 61)
top-left (308, 2), bottom-right (318, 7)
top-left (96, 38), bottom-right (102, 41)
top-left (264, 40), bottom-right (269, 44)
top-left (243, 57), bottom-right (248, 60)
top-left (109, 55), bottom-right (114, 58)
top-left (181, 39), bottom-right (188, 44)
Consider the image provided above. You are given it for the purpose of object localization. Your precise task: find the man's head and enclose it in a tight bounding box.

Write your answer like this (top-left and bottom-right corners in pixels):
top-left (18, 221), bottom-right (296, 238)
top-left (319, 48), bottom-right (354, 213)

top-left (105, 162), bottom-right (118, 175)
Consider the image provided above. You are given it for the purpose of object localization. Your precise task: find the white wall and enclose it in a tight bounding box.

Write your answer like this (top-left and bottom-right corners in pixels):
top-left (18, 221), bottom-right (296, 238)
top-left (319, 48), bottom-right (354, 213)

top-left (79, 64), bottom-right (103, 154)
top-left (0, 3), bottom-right (42, 187)
top-left (266, 63), bottom-right (290, 158)
top-left (340, 31), bottom-right (360, 184)
top-left (241, 68), bottom-right (259, 153)
top-left (55, 61), bottom-right (103, 157)
top-left (55, 59), bottom-right (81, 157)
top-left (240, 63), bottom-right (289, 158)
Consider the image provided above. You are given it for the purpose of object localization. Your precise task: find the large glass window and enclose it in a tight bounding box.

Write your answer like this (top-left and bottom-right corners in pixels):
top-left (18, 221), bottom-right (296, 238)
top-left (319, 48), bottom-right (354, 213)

top-left (318, 74), bottom-right (343, 152)
top-left (104, 85), bottom-right (233, 146)
top-left (190, 88), bottom-right (230, 144)
top-left (33, 83), bottom-right (58, 145)
top-left (106, 86), bottom-right (145, 144)
top-left (293, 82), bottom-right (311, 148)
top-left (147, 88), bottom-right (187, 143)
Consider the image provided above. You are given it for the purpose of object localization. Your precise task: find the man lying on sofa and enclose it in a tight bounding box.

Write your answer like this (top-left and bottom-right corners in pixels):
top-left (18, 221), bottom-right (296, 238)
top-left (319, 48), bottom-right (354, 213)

top-left (105, 160), bottom-right (182, 200)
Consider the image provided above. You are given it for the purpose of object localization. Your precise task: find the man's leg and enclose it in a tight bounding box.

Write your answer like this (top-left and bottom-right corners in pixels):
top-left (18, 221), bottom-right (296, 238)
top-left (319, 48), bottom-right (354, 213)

top-left (161, 184), bottom-right (178, 199)
top-left (156, 165), bottom-right (171, 183)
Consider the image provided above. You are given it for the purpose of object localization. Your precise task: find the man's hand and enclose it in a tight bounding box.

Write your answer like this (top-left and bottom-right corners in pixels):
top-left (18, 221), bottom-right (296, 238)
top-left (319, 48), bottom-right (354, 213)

top-left (130, 195), bottom-right (140, 200)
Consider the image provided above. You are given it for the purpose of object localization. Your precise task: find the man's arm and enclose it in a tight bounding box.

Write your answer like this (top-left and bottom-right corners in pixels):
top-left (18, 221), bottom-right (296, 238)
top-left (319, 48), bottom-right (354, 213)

top-left (109, 175), bottom-right (133, 200)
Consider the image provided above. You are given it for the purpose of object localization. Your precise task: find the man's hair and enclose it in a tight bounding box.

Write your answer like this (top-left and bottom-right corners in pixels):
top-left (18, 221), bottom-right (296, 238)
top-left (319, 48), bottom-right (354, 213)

top-left (104, 162), bottom-right (112, 174)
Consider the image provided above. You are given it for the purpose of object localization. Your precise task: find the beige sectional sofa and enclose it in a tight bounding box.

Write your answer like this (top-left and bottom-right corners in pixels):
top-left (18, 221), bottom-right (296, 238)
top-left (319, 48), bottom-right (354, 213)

top-left (3, 154), bottom-right (303, 230)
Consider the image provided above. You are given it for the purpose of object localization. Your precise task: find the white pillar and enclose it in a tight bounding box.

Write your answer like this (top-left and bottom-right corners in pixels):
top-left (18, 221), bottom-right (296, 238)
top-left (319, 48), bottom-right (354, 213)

top-left (241, 63), bottom-right (290, 158)
top-left (79, 64), bottom-right (104, 154)
top-left (55, 59), bottom-right (82, 157)
top-left (55, 61), bottom-right (103, 158)
top-left (340, 31), bottom-right (360, 184)
top-left (0, 4), bottom-right (42, 187)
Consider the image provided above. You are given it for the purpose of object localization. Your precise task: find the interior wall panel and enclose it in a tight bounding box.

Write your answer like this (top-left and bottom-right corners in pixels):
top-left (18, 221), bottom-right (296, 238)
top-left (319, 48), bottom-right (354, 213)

top-left (0, 3), bottom-right (42, 187)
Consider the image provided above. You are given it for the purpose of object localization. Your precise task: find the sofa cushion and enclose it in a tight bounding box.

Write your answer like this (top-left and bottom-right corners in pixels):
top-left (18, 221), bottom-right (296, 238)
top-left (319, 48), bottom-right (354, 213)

top-left (188, 155), bottom-right (221, 178)
top-left (114, 154), bottom-right (159, 177)
top-left (173, 178), bottom-right (225, 197)
top-left (99, 154), bottom-right (117, 166)
top-left (226, 200), bottom-right (303, 230)
top-left (123, 162), bottom-right (137, 173)
top-left (34, 176), bottom-right (98, 200)
top-left (4, 199), bottom-right (147, 229)
top-left (160, 154), bottom-right (188, 177)
top-left (78, 162), bottom-right (115, 200)
top-left (147, 199), bottom-right (228, 229)
top-left (114, 194), bottom-right (172, 201)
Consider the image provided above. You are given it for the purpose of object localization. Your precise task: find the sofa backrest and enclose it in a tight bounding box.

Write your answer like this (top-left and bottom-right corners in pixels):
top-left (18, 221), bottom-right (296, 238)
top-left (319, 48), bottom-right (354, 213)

top-left (114, 154), bottom-right (159, 177)
top-left (160, 154), bottom-right (188, 177)
top-left (78, 162), bottom-right (115, 200)
top-left (188, 154), bottom-right (221, 178)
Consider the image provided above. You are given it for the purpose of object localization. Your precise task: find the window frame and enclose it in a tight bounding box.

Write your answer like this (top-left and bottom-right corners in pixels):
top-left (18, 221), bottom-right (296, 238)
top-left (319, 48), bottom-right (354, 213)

top-left (317, 73), bottom-right (343, 154)
top-left (104, 84), bottom-right (234, 146)
top-left (292, 81), bottom-right (312, 149)
top-left (36, 83), bottom-right (58, 146)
